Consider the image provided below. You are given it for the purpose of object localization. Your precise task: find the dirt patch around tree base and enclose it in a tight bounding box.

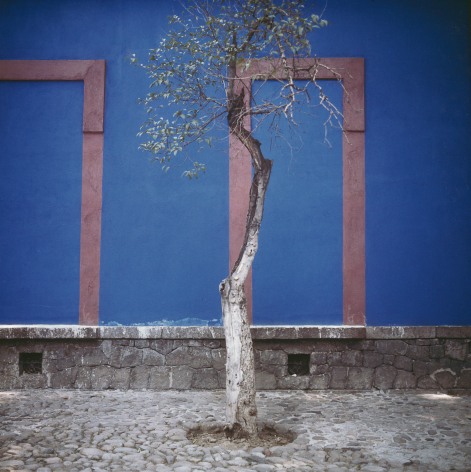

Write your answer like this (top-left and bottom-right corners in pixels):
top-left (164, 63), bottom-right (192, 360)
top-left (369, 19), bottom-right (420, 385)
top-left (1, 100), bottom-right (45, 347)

top-left (187, 422), bottom-right (297, 449)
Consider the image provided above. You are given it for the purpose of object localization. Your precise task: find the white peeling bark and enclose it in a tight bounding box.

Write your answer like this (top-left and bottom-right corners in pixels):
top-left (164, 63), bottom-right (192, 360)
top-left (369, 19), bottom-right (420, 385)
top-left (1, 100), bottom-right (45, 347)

top-left (220, 277), bottom-right (257, 437)
top-left (220, 157), bottom-right (272, 439)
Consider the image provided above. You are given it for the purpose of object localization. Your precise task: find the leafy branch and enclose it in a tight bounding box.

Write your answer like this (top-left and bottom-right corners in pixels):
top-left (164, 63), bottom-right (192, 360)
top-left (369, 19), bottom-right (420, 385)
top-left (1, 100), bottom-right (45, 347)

top-left (134, 0), bottom-right (340, 177)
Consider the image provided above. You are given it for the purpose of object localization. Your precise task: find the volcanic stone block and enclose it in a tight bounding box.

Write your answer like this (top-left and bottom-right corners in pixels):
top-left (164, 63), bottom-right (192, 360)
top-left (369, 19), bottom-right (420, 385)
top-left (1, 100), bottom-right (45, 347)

top-left (259, 349), bottom-right (287, 365)
top-left (54, 356), bottom-right (77, 371)
top-left (149, 339), bottom-right (175, 355)
top-left (166, 346), bottom-right (212, 369)
top-left (417, 375), bottom-right (439, 389)
top-left (218, 369), bottom-right (226, 389)
top-left (170, 366), bottom-right (194, 389)
top-left (445, 340), bottom-right (467, 361)
top-left (376, 340), bottom-right (408, 356)
top-left (406, 344), bottom-right (430, 361)
top-left (374, 365), bottom-right (397, 390)
top-left (110, 368), bottom-right (131, 389)
top-left (211, 349), bottom-right (226, 370)
top-left (310, 352), bottom-right (328, 365)
top-left (49, 367), bottom-right (78, 388)
top-left (112, 339), bottom-right (132, 346)
top-left (75, 368), bottom-right (92, 389)
top-left (109, 347), bottom-right (123, 368)
top-left (0, 360), bottom-right (16, 376)
top-left (310, 364), bottom-right (329, 375)
top-left (100, 340), bottom-right (113, 358)
top-left (44, 346), bottom-right (65, 361)
top-left (383, 355), bottom-right (395, 365)
top-left (278, 375), bottom-right (310, 390)
top-left (142, 349), bottom-right (165, 366)
top-left (432, 369), bottom-right (457, 389)
top-left (342, 350), bottom-right (363, 367)
top-left (347, 340), bottom-right (373, 351)
top-left (330, 367), bottom-right (348, 389)
top-left (412, 360), bottom-right (429, 377)
top-left (363, 351), bottom-right (383, 368)
top-left (91, 366), bottom-right (113, 390)
top-left (314, 341), bottom-right (345, 352)
top-left (429, 345), bottom-right (445, 359)
top-left (327, 352), bottom-right (344, 366)
top-left (0, 347), bottom-right (17, 364)
top-left (148, 366), bottom-right (171, 390)
top-left (130, 366), bottom-right (150, 389)
top-left (191, 368), bottom-right (219, 389)
top-left (255, 371), bottom-right (276, 390)
top-left (394, 356), bottom-right (413, 372)
top-left (309, 374), bottom-right (330, 389)
top-left (20, 373), bottom-right (48, 389)
top-left (81, 349), bottom-right (108, 367)
top-left (120, 347), bottom-right (143, 367)
top-left (394, 371), bottom-right (417, 389)
top-left (347, 367), bottom-right (374, 389)
top-left (0, 374), bottom-right (18, 389)
top-left (457, 369), bottom-right (471, 389)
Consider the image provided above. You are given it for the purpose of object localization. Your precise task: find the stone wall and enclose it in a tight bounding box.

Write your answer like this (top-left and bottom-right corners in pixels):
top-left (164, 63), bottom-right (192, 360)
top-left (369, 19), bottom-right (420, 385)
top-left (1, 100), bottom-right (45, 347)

top-left (0, 326), bottom-right (470, 391)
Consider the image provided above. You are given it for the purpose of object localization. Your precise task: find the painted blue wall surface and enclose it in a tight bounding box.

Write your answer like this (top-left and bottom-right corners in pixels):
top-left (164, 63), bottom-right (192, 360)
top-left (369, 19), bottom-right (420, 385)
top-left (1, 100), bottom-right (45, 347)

top-left (253, 80), bottom-right (343, 325)
top-left (0, 0), bottom-right (470, 326)
top-left (0, 81), bottom-right (83, 323)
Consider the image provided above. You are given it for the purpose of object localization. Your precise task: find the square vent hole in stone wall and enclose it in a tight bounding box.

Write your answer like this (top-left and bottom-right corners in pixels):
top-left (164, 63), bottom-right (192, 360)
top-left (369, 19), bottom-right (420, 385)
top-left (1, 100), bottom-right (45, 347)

top-left (287, 354), bottom-right (310, 376)
top-left (19, 352), bottom-right (43, 375)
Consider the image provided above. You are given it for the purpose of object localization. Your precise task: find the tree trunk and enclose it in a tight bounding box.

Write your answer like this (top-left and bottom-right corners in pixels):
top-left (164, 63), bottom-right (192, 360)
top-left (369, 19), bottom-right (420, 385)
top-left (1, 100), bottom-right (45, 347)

top-left (220, 158), bottom-right (272, 439)
top-left (221, 58), bottom-right (273, 438)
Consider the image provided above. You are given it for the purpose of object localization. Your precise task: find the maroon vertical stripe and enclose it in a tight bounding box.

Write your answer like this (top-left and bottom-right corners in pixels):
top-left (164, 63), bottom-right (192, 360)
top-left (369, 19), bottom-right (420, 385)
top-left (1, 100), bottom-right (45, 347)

top-left (0, 60), bottom-right (106, 325)
top-left (229, 58), bottom-right (366, 325)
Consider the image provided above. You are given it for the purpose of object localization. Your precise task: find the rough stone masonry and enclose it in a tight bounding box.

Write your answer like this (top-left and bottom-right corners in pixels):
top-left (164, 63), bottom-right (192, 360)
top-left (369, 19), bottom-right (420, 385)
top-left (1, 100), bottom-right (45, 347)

top-left (0, 326), bottom-right (470, 391)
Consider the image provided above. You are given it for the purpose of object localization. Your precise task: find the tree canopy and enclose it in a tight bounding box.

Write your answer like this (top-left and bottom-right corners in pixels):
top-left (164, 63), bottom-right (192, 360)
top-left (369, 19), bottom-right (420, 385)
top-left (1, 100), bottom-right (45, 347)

top-left (133, 0), bottom-right (337, 178)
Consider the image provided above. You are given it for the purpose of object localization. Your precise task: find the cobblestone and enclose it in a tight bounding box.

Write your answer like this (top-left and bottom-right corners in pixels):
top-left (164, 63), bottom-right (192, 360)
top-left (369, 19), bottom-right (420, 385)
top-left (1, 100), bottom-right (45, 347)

top-left (0, 390), bottom-right (470, 471)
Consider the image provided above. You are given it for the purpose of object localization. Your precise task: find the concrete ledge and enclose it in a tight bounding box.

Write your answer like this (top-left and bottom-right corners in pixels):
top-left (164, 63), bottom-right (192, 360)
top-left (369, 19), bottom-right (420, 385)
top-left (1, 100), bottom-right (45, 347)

top-left (0, 325), bottom-right (470, 340)
top-left (0, 326), bottom-right (224, 340)
top-left (365, 326), bottom-right (437, 339)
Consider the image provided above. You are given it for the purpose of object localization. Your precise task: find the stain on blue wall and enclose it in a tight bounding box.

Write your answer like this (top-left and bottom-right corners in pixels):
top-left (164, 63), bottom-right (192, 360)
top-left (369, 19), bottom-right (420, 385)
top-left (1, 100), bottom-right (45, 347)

top-left (0, 0), bottom-right (470, 326)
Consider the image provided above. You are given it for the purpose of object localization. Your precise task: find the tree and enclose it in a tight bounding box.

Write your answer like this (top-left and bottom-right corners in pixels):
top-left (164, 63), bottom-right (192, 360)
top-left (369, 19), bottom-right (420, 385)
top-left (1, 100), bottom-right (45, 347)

top-left (134, 0), bottom-right (341, 439)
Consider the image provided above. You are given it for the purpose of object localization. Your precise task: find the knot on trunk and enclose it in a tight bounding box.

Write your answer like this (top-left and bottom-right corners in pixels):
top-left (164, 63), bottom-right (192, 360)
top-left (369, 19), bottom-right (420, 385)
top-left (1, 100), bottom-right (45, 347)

top-left (228, 88), bottom-right (246, 132)
top-left (219, 278), bottom-right (233, 297)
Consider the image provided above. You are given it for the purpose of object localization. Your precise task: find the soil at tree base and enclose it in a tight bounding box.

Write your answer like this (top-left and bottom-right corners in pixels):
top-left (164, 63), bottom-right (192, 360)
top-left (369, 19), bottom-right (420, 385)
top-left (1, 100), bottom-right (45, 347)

top-left (187, 422), bottom-right (296, 449)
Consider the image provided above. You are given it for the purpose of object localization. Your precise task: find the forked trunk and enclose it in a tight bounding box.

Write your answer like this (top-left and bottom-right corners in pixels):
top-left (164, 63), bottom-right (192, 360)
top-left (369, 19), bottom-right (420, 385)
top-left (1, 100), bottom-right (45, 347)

top-left (220, 159), bottom-right (272, 439)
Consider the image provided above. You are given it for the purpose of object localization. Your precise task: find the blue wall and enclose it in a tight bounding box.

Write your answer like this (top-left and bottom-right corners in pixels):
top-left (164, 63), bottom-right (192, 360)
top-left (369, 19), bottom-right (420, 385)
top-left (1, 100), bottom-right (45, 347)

top-left (313, 0), bottom-right (471, 325)
top-left (0, 81), bottom-right (83, 323)
top-left (0, 0), bottom-right (470, 326)
top-left (253, 80), bottom-right (343, 325)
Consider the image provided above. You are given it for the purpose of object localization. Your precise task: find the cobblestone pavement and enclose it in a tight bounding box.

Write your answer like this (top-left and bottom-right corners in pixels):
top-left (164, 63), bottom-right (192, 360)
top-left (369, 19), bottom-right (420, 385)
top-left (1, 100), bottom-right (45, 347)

top-left (0, 389), bottom-right (470, 471)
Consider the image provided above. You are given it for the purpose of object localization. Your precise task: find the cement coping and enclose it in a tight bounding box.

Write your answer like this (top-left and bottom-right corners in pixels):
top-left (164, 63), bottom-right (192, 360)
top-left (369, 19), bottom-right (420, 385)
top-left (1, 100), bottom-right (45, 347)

top-left (0, 325), bottom-right (470, 340)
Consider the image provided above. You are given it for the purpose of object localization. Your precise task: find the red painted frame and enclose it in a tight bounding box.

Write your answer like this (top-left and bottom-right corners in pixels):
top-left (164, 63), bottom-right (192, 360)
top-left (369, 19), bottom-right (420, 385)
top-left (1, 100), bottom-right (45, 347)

top-left (230, 58), bottom-right (365, 325)
top-left (0, 60), bottom-right (106, 325)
